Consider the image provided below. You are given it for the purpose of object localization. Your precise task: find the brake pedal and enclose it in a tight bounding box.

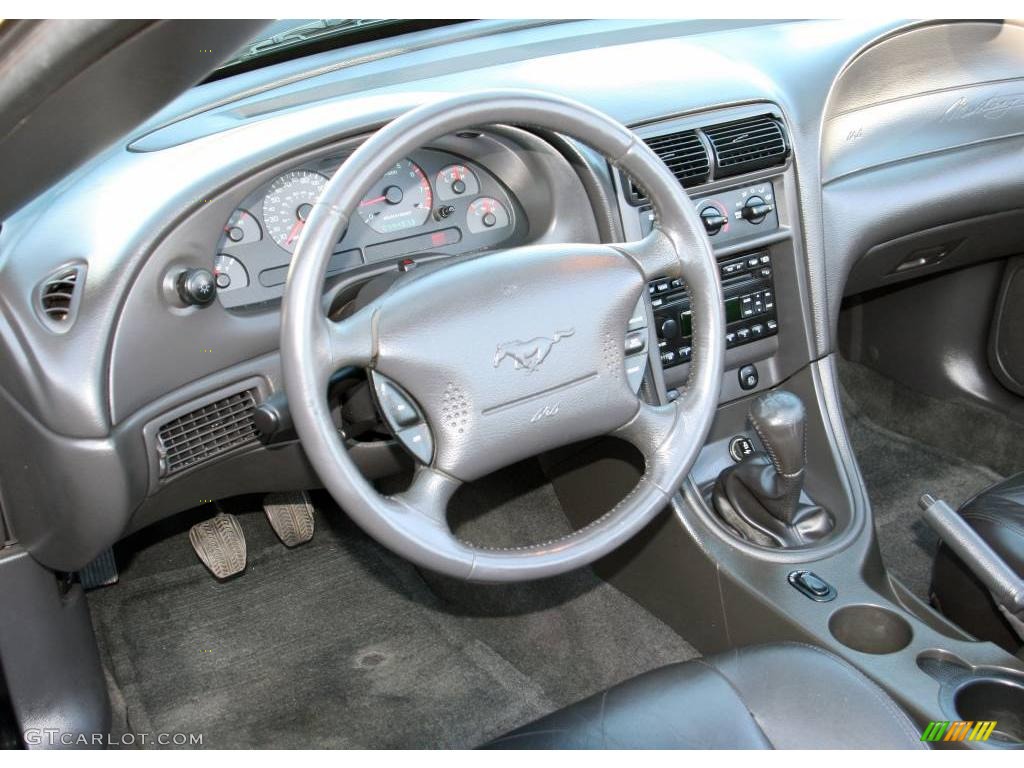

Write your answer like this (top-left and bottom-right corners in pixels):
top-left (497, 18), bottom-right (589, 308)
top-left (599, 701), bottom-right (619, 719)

top-left (263, 491), bottom-right (315, 547)
top-left (189, 513), bottom-right (247, 579)
top-left (79, 547), bottom-right (119, 589)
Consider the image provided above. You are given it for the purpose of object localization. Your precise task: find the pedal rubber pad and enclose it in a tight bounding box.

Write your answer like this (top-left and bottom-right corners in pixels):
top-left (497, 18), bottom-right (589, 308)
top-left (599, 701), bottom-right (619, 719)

top-left (263, 491), bottom-right (315, 547)
top-left (189, 513), bottom-right (247, 579)
top-left (79, 547), bottom-right (119, 589)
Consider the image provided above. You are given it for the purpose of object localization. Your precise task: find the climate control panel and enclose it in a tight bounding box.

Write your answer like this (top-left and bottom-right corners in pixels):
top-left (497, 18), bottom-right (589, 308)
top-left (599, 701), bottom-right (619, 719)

top-left (639, 181), bottom-right (779, 247)
top-left (650, 250), bottom-right (778, 369)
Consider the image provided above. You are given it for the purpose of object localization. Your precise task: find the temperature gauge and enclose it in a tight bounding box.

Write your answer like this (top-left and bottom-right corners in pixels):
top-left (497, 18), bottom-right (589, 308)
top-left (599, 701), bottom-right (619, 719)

top-left (435, 164), bottom-right (479, 201)
top-left (467, 197), bottom-right (511, 234)
top-left (222, 209), bottom-right (262, 247)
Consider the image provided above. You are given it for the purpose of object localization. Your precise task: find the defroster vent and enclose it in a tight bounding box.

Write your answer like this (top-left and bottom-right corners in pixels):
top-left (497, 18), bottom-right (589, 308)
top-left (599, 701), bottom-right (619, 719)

top-left (157, 388), bottom-right (259, 476)
top-left (704, 114), bottom-right (789, 178)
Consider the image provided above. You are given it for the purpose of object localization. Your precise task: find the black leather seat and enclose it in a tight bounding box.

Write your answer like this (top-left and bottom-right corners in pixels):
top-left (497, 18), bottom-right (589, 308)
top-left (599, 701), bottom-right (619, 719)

top-left (932, 473), bottom-right (1024, 652)
top-left (486, 643), bottom-right (924, 749)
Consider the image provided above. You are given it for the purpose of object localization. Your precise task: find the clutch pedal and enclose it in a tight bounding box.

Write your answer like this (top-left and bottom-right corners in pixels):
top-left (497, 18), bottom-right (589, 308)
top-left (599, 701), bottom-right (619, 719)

top-left (263, 491), bottom-right (315, 547)
top-left (189, 513), bottom-right (247, 579)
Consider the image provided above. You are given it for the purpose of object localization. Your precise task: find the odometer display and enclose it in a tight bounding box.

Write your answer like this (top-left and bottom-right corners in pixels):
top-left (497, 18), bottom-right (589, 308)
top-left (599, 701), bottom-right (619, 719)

top-left (357, 159), bottom-right (433, 235)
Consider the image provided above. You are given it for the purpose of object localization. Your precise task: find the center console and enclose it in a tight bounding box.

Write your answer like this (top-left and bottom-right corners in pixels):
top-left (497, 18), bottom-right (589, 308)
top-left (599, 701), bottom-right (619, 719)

top-left (592, 102), bottom-right (1024, 748)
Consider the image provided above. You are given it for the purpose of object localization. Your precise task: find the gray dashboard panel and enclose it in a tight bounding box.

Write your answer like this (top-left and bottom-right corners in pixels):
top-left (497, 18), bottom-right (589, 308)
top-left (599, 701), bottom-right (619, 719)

top-left (6, 18), bottom-right (1021, 571)
top-left (821, 20), bottom-right (1024, 331)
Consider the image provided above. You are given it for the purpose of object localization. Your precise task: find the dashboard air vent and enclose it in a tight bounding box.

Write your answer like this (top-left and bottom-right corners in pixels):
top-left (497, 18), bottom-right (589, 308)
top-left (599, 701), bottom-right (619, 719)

top-left (157, 388), bottom-right (259, 477)
top-left (37, 266), bottom-right (84, 328)
top-left (629, 129), bottom-right (710, 201)
top-left (704, 114), bottom-right (788, 178)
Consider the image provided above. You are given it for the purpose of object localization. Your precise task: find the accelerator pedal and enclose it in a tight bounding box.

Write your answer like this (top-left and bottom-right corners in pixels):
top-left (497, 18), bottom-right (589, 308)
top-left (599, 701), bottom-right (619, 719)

top-left (189, 513), bottom-right (247, 579)
top-left (263, 491), bottom-right (315, 547)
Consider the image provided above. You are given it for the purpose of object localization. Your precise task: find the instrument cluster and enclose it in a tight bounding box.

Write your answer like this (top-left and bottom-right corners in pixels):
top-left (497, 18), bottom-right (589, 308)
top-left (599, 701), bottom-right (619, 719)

top-left (214, 149), bottom-right (521, 309)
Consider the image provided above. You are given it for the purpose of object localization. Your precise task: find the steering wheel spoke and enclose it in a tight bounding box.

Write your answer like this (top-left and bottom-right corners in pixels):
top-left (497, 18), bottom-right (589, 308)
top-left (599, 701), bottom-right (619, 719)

top-left (387, 466), bottom-right (463, 526)
top-left (613, 227), bottom-right (685, 282)
top-left (319, 311), bottom-right (374, 382)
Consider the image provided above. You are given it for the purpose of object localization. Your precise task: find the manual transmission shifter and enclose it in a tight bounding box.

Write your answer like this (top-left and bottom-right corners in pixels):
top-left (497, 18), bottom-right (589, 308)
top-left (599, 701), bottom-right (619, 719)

top-left (712, 390), bottom-right (833, 547)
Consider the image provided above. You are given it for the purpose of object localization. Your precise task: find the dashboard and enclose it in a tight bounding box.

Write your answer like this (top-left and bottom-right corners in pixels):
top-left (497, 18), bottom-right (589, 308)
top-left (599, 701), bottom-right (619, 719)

top-left (2, 19), bottom-right (1023, 573)
top-left (214, 149), bottom-right (523, 309)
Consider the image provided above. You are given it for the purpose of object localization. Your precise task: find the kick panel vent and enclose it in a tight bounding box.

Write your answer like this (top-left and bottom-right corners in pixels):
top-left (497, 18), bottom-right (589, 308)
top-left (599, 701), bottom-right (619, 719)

top-left (629, 129), bottom-right (710, 201)
top-left (704, 114), bottom-right (788, 178)
top-left (37, 265), bottom-right (84, 329)
top-left (157, 389), bottom-right (259, 476)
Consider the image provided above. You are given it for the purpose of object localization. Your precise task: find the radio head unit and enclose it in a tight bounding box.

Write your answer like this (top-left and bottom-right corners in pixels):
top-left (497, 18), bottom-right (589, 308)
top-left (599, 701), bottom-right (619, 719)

top-left (651, 250), bottom-right (778, 368)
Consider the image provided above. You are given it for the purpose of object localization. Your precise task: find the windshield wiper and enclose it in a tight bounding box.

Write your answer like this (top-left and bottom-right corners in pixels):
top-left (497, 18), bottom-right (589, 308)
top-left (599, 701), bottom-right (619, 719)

top-left (221, 19), bottom-right (392, 68)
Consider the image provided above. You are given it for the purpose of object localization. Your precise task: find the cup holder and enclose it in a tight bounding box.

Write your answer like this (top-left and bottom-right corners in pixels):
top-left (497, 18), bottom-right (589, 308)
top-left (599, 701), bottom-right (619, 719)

top-left (828, 604), bottom-right (913, 654)
top-left (954, 678), bottom-right (1024, 743)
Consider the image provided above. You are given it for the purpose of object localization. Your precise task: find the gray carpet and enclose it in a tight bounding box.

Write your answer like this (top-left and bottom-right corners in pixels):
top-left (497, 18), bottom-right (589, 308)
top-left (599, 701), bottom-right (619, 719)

top-left (89, 464), bottom-right (697, 749)
top-left (839, 359), bottom-right (1004, 600)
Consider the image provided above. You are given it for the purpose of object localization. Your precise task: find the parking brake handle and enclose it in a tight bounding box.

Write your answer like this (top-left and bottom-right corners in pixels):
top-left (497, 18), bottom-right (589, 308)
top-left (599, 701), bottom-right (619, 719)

top-left (919, 493), bottom-right (1024, 640)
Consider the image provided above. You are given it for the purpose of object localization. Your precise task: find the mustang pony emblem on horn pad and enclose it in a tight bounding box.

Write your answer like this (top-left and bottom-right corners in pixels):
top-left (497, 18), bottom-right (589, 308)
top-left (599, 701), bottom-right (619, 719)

top-left (493, 329), bottom-right (575, 372)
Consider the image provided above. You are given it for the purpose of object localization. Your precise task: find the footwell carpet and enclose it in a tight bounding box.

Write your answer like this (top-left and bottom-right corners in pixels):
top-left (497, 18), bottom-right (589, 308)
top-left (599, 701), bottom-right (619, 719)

top-left (839, 360), bottom-right (1003, 600)
top-left (90, 478), bottom-right (696, 748)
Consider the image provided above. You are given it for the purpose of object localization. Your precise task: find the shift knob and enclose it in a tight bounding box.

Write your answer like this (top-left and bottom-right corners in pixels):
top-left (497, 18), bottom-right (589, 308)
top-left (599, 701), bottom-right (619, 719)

top-left (748, 390), bottom-right (806, 477)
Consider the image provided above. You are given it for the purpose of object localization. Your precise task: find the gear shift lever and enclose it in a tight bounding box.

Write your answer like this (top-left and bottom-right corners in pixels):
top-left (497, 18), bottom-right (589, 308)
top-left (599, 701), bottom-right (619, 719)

top-left (712, 390), bottom-right (833, 547)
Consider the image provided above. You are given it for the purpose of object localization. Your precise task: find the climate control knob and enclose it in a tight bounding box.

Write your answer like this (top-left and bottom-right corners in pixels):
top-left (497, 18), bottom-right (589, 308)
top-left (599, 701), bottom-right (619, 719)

top-left (741, 195), bottom-right (774, 225)
top-left (699, 205), bottom-right (728, 236)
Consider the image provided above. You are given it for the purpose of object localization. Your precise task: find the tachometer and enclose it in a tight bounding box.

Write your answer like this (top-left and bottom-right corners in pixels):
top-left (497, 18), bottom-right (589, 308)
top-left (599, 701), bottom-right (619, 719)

top-left (263, 169), bottom-right (329, 252)
top-left (357, 159), bottom-right (432, 234)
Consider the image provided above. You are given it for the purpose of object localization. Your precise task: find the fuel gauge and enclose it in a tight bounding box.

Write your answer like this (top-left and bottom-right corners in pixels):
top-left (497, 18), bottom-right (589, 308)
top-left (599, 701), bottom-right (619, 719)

top-left (436, 164), bottom-right (479, 201)
top-left (213, 254), bottom-right (249, 293)
top-left (467, 197), bottom-right (511, 234)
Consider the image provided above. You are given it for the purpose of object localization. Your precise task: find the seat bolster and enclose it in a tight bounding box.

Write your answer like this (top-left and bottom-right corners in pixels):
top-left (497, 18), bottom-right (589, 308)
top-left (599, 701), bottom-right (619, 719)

top-left (485, 643), bottom-right (924, 749)
top-left (484, 661), bottom-right (772, 749)
top-left (706, 643), bottom-right (925, 749)
top-left (958, 473), bottom-right (1024, 576)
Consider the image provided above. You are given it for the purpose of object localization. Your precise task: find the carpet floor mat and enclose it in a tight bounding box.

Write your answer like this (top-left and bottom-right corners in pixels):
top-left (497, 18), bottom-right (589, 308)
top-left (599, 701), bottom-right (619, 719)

top-left (89, 489), bottom-right (696, 748)
top-left (838, 359), bottom-right (1003, 601)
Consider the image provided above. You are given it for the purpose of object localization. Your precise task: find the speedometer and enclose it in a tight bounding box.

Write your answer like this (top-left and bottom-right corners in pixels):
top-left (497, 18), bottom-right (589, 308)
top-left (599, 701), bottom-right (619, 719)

top-left (263, 169), bottom-right (328, 252)
top-left (357, 159), bottom-right (433, 234)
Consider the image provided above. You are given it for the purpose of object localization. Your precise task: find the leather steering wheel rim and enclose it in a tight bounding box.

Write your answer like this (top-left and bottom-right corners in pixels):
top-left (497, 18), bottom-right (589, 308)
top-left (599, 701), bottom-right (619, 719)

top-left (281, 89), bottom-right (724, 582)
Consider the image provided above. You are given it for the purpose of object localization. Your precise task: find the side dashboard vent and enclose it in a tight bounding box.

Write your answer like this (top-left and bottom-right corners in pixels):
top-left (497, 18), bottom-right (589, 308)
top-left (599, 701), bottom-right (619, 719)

top-left (629, 129), bottom-right (710, 201)
top-left (37, 265), bottom-right (85, 329)
top-left (704, 114), bottom-right (789, 177)
top-left (156, 388), bottom-right (259, 477)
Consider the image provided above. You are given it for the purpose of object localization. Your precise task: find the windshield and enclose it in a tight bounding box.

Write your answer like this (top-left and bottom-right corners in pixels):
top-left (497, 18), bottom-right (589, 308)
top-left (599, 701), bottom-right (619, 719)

top-left (215, 19), bottom-right (464, 76)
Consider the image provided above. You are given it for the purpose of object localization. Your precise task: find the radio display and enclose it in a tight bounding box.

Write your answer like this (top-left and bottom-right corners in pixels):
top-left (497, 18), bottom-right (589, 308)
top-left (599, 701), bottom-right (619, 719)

top-left (725, 296), bottom-right (742, 324)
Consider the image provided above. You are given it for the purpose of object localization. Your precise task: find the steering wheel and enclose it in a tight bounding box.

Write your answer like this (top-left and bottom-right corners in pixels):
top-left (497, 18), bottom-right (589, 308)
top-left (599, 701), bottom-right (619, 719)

top-left (281, 90), bottom-right (724, 582)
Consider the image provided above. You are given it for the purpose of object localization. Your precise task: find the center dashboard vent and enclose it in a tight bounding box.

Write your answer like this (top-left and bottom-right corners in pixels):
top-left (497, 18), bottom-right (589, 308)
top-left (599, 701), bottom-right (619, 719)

top-left (628, 129), bottom-right (710, 202)
top-left (703, 114), bottom-right (789, 178)
top-left (156, 388), bottom-right (259, 477)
